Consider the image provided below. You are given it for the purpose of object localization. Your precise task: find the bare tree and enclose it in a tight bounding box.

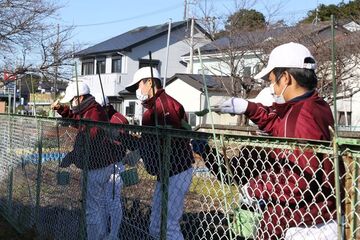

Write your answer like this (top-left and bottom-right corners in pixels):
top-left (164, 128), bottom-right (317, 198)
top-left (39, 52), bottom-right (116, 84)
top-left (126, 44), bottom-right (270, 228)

top-left (0, 0), bottom-right (78, 91)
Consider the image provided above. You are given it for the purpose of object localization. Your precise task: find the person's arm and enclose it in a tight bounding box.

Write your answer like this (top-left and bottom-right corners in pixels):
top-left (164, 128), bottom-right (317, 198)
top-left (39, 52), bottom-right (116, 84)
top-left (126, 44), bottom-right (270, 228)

top-left (244, 101), bottom-right (279, 135)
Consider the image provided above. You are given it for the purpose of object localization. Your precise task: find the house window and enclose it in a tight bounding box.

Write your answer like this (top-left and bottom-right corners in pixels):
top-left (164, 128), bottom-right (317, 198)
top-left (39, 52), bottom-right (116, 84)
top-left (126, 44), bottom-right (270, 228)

top-left (243, 66), bottom-right (251, 77)
top-left (187, 112), bottom-right (197, 127)
top-left (96, 58), bottom-right (106, 74)
top-left (253, 64), bottom-right (261, 75)
top-left (126, 102), bottom-right (136, 117)
top-left (112, 57), bottom-right (122, 73)
top-left (139, 59), bottom-right (160, 71)
top-left (82, 59), bottom-right (94, 75)
top-left (338, 111), bottom-right (351, 126)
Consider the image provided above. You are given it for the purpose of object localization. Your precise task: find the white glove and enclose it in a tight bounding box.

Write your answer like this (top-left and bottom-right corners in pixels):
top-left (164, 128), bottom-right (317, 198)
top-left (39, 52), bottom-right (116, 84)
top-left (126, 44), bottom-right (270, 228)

top-left (217, 97), bottom-right (248, 115)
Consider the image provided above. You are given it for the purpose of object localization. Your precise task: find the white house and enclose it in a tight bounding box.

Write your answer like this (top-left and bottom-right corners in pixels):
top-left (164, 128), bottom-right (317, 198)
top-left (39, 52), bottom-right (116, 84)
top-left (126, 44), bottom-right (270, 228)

top-left (181, 22), bottom-right (360, 131)
top-left (165, 73), bottom-right (246, 128)
top-left (75, 19), bottom-right (212, 114)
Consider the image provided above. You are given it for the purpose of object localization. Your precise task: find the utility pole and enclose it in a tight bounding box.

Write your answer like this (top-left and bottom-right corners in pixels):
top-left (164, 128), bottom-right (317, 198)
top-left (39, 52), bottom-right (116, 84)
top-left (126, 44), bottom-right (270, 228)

top-left (189, 17), bottom-right (195, 74)
top-left (184, 0), bottom-right (187, 20)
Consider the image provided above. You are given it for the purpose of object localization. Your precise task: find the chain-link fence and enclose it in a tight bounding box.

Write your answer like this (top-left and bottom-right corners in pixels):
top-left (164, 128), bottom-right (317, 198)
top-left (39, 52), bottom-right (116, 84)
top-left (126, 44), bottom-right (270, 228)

top-left (0, 114), bottom-right (359, 240)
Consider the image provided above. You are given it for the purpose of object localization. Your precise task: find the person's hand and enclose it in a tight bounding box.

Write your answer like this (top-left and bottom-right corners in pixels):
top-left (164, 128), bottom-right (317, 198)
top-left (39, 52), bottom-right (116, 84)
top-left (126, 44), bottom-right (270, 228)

top-left (215, 97), bottom-right (248, 115)
top-left (51, 99), bottom-right (61, 110)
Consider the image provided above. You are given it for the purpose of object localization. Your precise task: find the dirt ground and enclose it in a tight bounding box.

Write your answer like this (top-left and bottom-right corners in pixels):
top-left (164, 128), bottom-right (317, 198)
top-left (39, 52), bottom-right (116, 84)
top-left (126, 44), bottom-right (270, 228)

top-left (0, 215), bottom-right (22, 240)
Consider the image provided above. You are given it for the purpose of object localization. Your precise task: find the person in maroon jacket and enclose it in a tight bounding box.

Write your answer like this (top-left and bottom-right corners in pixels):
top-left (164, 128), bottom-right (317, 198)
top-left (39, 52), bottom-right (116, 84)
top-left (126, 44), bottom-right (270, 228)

top-left (95, 93), bottom-right (129, 240)
top-left (211, 42), bottom-right (343, 239)
top-left (51, 82), bottom-right (125, 240)
top-left (125, 67), bottom-right (194, 240)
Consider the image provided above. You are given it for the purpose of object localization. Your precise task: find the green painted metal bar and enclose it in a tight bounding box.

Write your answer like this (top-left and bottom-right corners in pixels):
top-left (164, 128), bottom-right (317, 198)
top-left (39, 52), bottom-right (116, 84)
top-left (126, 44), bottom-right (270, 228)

top-left (160, 134), bottom-right (171, 240)
top-left (331, 14), bottom-right (343, 240)
top-left (7, 115), bottom-right (13, 216)
top-left (331, 15), bottom-right (338, 134)
top-left (35, 120), bottom-right (43, 231)
top-left (197, 47), bottom-right (234, 240)
top-left (80, 125), bottom-right (90, 240)
top-left (7, 167), bottom-right (13, 215)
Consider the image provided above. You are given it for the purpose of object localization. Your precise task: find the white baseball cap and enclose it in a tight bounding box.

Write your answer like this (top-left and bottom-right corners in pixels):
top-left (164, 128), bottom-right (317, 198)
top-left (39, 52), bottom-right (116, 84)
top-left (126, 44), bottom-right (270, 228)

top-left (125, 67), bottom-right (160, 92)
top-left (94, 93), bottom-right (109, 107)
top-left (60, 82), bottom-right (90, 103)
top-left (254, 42), bottom-right (316, 80)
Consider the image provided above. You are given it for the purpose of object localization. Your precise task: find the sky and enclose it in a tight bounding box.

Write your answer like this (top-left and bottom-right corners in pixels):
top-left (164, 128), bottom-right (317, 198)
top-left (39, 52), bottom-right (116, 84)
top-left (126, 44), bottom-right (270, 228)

top-left (57, 0), bottom-right (346, 49)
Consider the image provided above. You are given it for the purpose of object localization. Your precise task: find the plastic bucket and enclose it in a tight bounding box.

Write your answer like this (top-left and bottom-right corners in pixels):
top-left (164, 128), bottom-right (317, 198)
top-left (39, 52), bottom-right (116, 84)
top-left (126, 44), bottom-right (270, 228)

top-left (230, 208), bottom-right (260, 239)
top-left (120, 168), bottom-right (139, 187)
top-left (57, 171), bottom-right (70, 186)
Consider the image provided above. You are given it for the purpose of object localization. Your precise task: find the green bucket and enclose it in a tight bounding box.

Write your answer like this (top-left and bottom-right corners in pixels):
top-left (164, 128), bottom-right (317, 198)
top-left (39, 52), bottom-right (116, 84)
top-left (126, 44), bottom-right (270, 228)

top-left (57, 171), bottom-right (70, 186)
top-left (120, 168), bottom-right (139, 187)
top-left (230, 208), bottom-right (261, 239)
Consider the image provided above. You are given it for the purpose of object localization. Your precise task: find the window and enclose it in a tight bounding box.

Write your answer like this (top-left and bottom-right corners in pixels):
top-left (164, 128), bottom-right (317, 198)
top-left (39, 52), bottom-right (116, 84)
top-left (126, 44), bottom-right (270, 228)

top-left (243, 66), bottom-right (251, 77)
top-left (126, 102), bottom-right (136, 116)
top-left (81, 59), bottom-right (94, 75)
top-left (96, 58), bottom-right (106, 74)
top-left (139, 59), bottom-right (160, 70)
top-left (187, 112), bottom-right (197, 127)
top-left (112, 57), bottom-right (122, 73)
top-left (338, 111), bottom-right (351, 126)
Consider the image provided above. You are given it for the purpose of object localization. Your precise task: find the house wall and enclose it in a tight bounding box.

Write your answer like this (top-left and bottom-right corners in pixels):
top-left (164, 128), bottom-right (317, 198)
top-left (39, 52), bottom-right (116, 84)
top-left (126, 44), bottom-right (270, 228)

top-left (337, 91), bottom-right (360, 129)
top-left (190, 52), bottom-right (262, 76)
top-left (125, 28), bottom-right (210, 88)
top-left (166, 78), bottom-right (238, 127)
top-left (165, 79), bottom-right (202, 112)
top-left (77, 26), bottom-right (211, 100)
top-left (200, 94), bottom-right (239, 126)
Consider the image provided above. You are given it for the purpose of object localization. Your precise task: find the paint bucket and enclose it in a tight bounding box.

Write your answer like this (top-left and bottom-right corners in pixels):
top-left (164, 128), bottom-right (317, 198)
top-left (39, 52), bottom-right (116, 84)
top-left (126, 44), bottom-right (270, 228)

top-left (120, 168), bottom-right (139, 187)
top-left (57, 171), bottom-right (70, 186)
top-left (230, 207), bottom-right (260, 238)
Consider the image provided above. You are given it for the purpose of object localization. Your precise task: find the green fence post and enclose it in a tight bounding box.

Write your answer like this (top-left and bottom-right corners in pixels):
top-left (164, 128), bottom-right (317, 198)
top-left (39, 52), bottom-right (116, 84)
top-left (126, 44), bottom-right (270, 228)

top-left (35, 120), bottom-right (43, 232)
top-left (160, 132), bottom-right (171, 240)
top-left (79, 125), bottom-right (90, 240)
top-left (7, 167), bottom-right (13, 214)
top-left (6, 115), bottom-right (13, 216)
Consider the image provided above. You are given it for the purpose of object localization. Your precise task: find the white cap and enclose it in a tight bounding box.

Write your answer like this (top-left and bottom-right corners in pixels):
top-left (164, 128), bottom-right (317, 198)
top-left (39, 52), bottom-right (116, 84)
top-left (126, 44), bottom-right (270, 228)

top-left (125, 67), bottom-right (160, 92)
top-left (60, 82), bottom-right (90, 103)
top-left (94, 93), bottom-right (109, 106)
top-left (254, 42), bottom-right (316, 80)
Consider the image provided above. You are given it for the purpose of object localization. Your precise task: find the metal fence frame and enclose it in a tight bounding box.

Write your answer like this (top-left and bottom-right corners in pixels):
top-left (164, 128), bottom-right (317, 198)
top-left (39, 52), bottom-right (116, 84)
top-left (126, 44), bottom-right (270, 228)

top-left (0, 114), bottom-right (359, 239)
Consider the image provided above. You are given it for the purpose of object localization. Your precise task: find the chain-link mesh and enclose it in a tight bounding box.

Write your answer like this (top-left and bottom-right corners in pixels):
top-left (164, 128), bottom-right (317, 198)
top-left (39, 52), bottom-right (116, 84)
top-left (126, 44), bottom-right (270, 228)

top-left (0, 114), bottom-right (359, 239)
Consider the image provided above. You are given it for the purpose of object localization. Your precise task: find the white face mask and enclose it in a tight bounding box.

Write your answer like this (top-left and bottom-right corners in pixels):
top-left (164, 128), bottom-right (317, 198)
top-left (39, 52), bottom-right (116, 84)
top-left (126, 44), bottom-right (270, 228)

top-left (270, 83), bottom-right (288, 104)
top-left (136, 88), bottom-right (148, 101)
top-left (71, 98), bottom-right (79, 107)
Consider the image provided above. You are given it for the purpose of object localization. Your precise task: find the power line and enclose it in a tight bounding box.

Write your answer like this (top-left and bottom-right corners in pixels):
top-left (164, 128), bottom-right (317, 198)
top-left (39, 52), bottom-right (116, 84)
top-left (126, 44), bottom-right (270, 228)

top-left (74, 3), bottom-right (183, 28)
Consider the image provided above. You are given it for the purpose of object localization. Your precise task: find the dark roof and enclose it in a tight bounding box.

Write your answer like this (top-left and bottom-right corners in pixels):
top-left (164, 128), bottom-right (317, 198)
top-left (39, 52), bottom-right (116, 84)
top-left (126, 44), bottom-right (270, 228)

top-left (166, 73), bottom-right (232, 93)
top-left (76, 20), bottom-right (210, 57)
top-left (184, 22), bottom-right (350, 56)
top-left (185, 27), bottom-right (289, 56)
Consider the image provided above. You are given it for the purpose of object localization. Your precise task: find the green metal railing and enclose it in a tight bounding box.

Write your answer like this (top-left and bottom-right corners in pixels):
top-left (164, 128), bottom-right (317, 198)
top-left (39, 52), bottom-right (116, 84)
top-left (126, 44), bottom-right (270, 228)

top-left (0, 114), bottom-right (360, 239)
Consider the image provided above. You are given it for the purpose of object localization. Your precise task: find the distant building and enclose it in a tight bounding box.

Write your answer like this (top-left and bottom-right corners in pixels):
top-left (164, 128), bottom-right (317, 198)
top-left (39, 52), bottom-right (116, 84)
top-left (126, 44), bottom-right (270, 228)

top-left (75, 19), bottom-right (212, 113)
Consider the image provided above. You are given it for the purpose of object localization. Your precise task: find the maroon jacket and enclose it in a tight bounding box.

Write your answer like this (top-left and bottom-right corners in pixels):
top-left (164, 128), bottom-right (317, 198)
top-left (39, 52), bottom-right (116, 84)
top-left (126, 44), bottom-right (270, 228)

top-left (57, 96), bottom-right (121, 170)
top-left (244, 91), bottom-right (341, 239)
top-left (141, 89), bottom-right (193, 177)
top-left (107, 105), bottom-right (129, 125)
